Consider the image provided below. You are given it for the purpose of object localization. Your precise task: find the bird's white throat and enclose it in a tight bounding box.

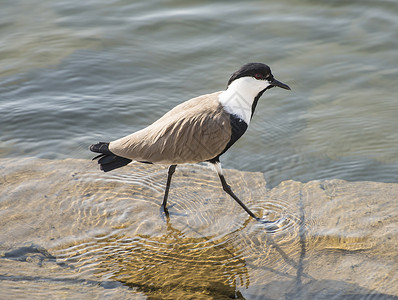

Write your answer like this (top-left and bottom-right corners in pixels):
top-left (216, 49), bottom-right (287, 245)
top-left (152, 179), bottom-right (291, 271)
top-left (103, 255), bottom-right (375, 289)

top-left (218, 77), bottom-right (271, 124)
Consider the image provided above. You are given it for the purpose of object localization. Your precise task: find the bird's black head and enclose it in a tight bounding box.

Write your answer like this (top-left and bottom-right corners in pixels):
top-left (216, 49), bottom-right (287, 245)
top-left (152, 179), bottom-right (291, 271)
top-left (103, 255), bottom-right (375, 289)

top-left (227, 62), bottom-right (290, 90)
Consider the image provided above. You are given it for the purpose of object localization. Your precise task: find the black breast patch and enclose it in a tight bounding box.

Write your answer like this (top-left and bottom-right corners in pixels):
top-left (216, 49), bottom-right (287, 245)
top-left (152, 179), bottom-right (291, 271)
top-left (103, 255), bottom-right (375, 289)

top-left (208, 114), bottom-right (248, 163)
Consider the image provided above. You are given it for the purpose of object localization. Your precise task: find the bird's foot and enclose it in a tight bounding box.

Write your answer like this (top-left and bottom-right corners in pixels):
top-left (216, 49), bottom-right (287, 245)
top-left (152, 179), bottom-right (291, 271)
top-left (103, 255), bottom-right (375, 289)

top-left (160, 205), bottom-right (170, 221)
top-left (255, 217), bottom-right (284, 232)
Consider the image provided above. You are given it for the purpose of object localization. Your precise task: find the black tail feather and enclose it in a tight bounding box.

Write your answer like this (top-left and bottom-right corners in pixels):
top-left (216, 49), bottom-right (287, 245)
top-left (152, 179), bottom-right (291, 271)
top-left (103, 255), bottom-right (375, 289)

top-left (90, 142), bottom-right (113, 155)
top-left (89, 142), bottom-right (132, 172)
top-left (97, 155), bottom-right (132, 172)
top-left (92, 153), bottom-right (106, 161)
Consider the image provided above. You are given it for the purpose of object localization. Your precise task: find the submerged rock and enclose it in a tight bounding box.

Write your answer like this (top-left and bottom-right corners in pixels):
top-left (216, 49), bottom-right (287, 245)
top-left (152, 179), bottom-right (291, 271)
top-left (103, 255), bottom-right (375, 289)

top-left (0, 158), bottom-right (397, 299)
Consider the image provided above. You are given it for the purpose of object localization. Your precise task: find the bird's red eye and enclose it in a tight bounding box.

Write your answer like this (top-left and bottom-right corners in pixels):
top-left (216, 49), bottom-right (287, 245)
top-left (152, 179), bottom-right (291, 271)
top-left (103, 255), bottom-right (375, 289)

top-left (254, 74), bottom-right (262, 80)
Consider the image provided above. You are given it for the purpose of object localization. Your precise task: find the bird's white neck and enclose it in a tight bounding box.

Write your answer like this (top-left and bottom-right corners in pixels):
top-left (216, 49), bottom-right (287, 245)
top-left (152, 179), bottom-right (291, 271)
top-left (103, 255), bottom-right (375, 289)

top-left (218, 77), bottom-right (270, 124)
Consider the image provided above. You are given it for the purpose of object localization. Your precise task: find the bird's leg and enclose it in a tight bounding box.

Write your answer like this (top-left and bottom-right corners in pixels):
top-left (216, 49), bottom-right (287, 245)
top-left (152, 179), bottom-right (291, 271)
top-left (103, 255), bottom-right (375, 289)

top-left (161, 164), bottom-right (177, 211)
top-left (212, 161), bottom-right (259, 220)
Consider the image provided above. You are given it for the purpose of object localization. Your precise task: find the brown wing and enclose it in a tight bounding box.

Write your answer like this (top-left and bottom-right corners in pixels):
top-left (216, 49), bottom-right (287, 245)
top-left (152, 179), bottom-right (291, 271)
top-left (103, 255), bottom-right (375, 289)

top-left (109, 92), bottom-right (232, 164)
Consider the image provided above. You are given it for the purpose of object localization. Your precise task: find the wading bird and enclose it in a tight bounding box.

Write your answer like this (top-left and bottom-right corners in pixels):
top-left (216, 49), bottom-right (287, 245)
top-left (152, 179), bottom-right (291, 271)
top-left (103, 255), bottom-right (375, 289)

top-left (90, 63), bottom-right (290, 221)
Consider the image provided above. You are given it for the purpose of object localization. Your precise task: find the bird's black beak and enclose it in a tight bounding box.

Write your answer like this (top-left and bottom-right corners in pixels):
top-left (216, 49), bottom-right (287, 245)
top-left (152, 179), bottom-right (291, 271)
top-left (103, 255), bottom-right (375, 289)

top-left (270, 78), bottom-right (291, 90)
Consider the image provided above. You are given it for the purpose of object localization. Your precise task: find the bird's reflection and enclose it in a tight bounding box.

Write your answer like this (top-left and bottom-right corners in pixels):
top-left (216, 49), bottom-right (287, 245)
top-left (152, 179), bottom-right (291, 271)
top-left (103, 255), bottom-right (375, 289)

top-left (94, 214), bottom-right (249, 299)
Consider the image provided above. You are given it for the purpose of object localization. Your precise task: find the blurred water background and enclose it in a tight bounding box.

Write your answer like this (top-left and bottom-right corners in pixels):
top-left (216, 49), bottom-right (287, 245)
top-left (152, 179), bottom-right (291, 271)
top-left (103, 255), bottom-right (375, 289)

top-left (1, 0), bottom-right (397, 187)
top-left (1, 0), bottom-right (398, 299)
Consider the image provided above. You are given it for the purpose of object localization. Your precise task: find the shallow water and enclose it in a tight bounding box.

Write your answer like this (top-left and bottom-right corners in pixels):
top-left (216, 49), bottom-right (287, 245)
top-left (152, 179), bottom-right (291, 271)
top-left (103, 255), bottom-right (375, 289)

top-left (1, 0), bottom-right (398, 299)
top-left (1, 158), bottom-right (397, 299)
top-left (1, 0), bottom-right (398, 186)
